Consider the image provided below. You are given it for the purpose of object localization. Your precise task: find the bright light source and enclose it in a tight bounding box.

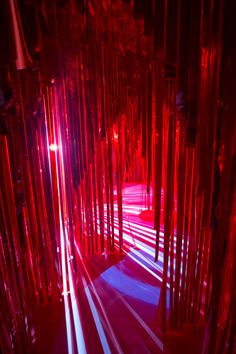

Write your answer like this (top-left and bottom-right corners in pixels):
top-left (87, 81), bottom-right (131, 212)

top-left (62, 290), bottom-right (71, 296)
top-left (49, 143), bottom-right (58, 151)
top-left (113, 132), bottom-right (118, 142)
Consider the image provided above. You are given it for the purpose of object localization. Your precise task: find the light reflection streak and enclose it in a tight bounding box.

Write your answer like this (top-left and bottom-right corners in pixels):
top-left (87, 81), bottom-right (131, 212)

top-left (114, 221), bottom-right (157, 245)
top-left (100, 219), bottom-right (167, 284)
top-left (97, 266), bottom-right (165, 351)
top-left (112, 218), bottom-right (185, 253)
top-left (100, 212), bottom-right (175, 285)
top-left (59, 214), bottom-right (73, 354)
top-left (81, 277), bottom-right (111, 354)
top-left (66, 229), bottom-right (87, 354)
top-left (52, 118), bottom-right (87, 354)
top-left (53, 129), bottom-right (74, 354)
top-left (75, 242), bottom-right (166, 352)
top-left (100, 265), bottom-right (160, 304)
top-left (106, 222), bottom-right (158, 259)
top-left (129, 247), bottom-right (172, 278)
top-left (75, 243), bottom-right (123, 354)
top-left (120, 241), bottom-right (166, 285)
top-left (60, 182), bottom-right (178, 352)
top-left (114, 290), bottom-right (164, 352)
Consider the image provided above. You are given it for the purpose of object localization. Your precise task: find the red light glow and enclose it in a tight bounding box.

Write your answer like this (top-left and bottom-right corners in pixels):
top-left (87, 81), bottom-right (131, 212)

top-left (49, 143), bottom-right (59, 151)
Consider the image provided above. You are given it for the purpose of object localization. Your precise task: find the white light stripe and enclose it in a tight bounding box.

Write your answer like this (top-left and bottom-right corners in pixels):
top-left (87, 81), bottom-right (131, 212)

top-left (82, 277), bottom-right (111, 354)
top-left (116, 292), bottom-right (164, 352)
top-left (74, 243), bottom-right (124, 354)
top-left (107, 234), bottom-right (171, 288)
top-left (125, 251), bottom-right (170, 287)
top-left (66, 231), bottom-right (87, 354)
top-left (56, 143), bottom-right (74, 354)
top-left (59, 215), bottom-right (73, 354)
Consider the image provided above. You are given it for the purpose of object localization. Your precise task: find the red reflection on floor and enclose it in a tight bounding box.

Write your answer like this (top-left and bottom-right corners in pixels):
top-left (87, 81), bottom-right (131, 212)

top-left (33, 184), bottom-right (204, 354)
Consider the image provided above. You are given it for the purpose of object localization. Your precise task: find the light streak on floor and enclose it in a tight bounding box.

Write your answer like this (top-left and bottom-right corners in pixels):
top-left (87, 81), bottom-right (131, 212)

top-left (61, 184), bottom-right (177, 353)
top-left (75, 243), bottom-right (125, 354)
top-left (82, 276), bottom-right (112, 354)
top-left (66, 229), bottom-right (87, 354)
top-left (59, 214), bottom-right (74, 354)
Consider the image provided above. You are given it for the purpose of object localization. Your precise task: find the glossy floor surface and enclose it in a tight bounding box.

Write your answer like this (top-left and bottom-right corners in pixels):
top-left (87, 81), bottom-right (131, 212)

top-left (33, 184), bottom-right (204, 354)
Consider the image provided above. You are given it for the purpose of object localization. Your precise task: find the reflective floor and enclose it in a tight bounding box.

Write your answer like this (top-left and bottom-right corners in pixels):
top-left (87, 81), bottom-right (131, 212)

top-left (33, 184), bottom-right (204, 354)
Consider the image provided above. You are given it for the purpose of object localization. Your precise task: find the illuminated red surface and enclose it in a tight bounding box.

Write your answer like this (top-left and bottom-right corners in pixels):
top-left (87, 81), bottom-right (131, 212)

top-left (0, 1), bottom-right (235, 354)
top-left (32, 184), bottom-right (205, 354)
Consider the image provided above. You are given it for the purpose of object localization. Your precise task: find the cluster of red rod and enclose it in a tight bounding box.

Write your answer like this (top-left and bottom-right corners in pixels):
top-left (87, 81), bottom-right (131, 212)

top-left (0, 0), bottom-right (236, 353)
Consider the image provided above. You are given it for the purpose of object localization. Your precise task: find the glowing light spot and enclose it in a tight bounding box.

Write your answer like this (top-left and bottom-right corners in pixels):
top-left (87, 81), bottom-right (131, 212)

top-left (62, 290), bottom-right (71, 296)
top-left (49, 143), bottom-right (58, 151)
